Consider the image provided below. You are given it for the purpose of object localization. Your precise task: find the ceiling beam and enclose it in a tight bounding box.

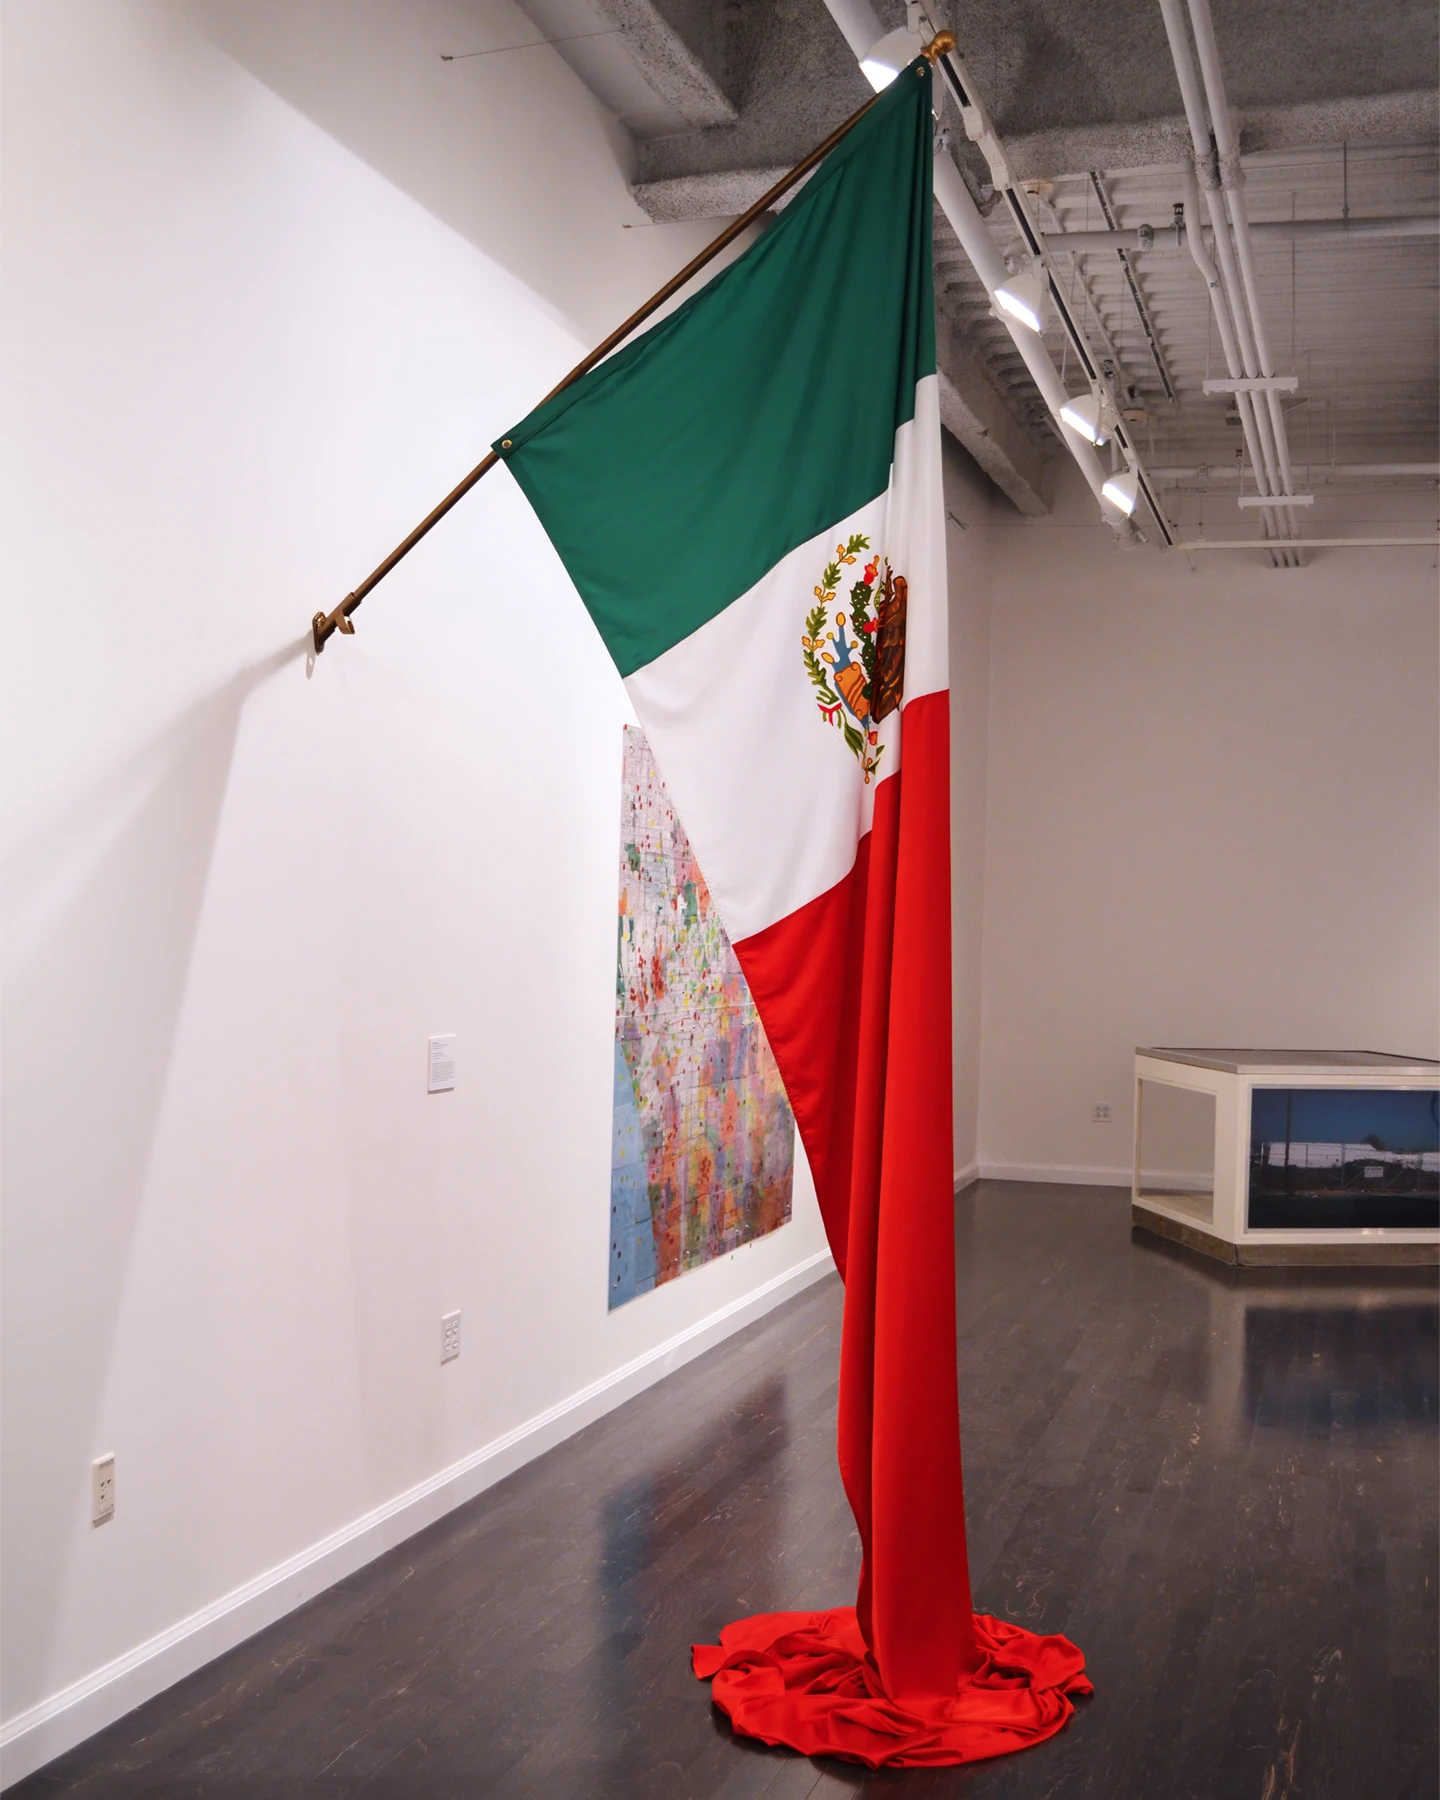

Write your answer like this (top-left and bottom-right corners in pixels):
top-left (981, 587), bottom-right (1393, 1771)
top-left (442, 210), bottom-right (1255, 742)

top-left (936, 323), bottom-right (1053, 517)
top-left (633, 167), bottom-right (789, 223)
top-left (589, 0), bottom-right (737, 128)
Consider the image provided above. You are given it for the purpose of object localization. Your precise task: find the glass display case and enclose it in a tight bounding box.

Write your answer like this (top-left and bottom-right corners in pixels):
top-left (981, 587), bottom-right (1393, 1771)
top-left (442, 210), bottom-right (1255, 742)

top-left (1131, 1049), bottom-right (1440, 1266)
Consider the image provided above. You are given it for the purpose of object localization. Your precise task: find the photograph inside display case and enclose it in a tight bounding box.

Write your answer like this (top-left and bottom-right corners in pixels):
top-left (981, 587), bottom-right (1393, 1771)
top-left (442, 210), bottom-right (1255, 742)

top-left (1248, 1087), bottom-right (1440, 1229)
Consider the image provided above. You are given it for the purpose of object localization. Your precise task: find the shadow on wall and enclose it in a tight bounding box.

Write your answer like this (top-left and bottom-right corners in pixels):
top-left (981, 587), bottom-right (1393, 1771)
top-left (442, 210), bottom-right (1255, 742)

top-left (0, 639), bottom-right (306, 1705)
top-left (191, 0), bottom-right (637, 345)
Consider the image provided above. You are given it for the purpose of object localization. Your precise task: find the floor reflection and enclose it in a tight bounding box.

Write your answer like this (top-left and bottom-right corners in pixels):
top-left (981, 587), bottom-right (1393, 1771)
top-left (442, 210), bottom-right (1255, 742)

top-left (1129, 1229), bottom-right (1439, 1451)
top-left (1242, 1303), bottom-right (1439, 1429)
top-left (581, 1370), bottom-right (796, 1795)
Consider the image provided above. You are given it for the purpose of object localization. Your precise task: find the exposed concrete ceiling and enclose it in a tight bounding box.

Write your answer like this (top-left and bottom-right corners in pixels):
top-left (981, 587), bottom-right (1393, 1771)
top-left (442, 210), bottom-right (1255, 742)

top-left (518, 0), bottom-right (743, 136)
top-left (517, 0), bottom-right (1439, 515)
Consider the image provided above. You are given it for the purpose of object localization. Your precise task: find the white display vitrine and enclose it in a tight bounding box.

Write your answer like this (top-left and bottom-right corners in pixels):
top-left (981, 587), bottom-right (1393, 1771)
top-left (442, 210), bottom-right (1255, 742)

top-left (1132, 1048), bottom-right (1440, 1265)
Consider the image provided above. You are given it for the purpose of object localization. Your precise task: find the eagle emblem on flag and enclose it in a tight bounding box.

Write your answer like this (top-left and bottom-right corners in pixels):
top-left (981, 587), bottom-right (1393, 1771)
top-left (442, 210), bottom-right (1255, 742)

top-left (801, 534), bottom-right (907, 783)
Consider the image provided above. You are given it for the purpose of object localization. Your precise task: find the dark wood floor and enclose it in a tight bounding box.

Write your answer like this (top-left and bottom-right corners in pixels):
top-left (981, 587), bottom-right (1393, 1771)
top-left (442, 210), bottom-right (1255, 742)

top-left (16, 1184), bottom-right (1438, 1799)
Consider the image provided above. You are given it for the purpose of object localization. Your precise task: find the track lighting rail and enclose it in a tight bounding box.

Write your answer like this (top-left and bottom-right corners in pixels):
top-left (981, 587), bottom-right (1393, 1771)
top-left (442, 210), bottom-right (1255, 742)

top-left (928, 31), bottom-right (1176, 546)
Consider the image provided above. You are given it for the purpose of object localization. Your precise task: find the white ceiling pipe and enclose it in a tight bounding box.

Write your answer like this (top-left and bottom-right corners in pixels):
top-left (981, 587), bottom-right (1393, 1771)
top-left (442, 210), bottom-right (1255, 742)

top-left (820, 0), bottom-right (1118, 519)
top-left (1048, 228), bottom-right (1186, 256)
top-left (1259, 215), bottom-right (1440, 240)
top-left (1158, 0), bottom-right (1295, 564)
top-left (1177, 537), bottom-right (1440, 550)
top-left (1199, 177), bottom-right (1292, 546)
top-left (1157, 0), bottom-right (1287, 526)
top-left (1152, 463), bottom-right (1440, 480)
top-left (1159, 0), bottom-right (1286, 543)
top-left (1045, 215), bottom-right (1439, 255)
top-left (1179, 161), bottom-right (1289, 558)
top-left (1187, 0), bottom-right (1305, 536)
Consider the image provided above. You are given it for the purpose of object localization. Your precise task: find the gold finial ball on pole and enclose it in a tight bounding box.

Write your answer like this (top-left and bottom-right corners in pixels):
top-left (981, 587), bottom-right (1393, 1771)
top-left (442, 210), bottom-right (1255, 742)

top-left (922, 30), bottom-right (957, 62)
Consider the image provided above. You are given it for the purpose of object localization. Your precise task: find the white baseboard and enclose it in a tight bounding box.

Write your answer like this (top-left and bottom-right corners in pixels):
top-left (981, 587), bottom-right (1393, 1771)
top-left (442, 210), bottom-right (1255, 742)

top-left (953, 1161), bottom-right (980, 1192)
top-left (0, 1248), bottom-right (834, 1789)
top-left (978, 1160), bottom-right (1133, 1188)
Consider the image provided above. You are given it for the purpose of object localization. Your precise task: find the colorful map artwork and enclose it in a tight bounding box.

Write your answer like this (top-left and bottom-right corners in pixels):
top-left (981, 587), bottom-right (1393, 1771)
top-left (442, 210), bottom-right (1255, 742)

top-left (609, 727), bottom-right (794, 1310)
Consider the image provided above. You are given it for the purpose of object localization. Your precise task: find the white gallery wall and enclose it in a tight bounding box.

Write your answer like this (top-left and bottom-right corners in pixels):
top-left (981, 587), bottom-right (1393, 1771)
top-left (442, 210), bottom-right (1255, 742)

top-left (0, 1), bottom-right (833, 1777)
top-left (975, 468), bottom-right (1440, 1182)
top-left (943, 443), bottom-right (994, 1185)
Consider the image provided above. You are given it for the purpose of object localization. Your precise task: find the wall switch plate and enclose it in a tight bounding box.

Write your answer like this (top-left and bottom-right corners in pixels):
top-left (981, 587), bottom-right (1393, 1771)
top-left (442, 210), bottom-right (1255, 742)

top-left (441, 1310), bottom-right (461, 1364)
top-left (428, 1034), bottom-right (457, 1094)
top-left (1092, 1103), bottom-right (1112, 1123)
top-left (92, 1454), bottom-right (115, 1525)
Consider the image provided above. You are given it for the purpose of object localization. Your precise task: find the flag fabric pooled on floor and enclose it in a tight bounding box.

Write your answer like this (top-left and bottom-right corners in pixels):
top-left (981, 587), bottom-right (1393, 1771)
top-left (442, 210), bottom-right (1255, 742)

top-left (495, 56), bottom-right (1089, 1769)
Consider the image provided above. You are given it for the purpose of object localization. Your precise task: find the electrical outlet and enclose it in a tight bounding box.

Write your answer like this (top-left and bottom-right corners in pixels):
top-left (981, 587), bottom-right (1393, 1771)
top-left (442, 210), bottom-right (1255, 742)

top-left (441, 1311), bottom-right (461, 1364)
top-left (92, 1454), bottom-right (115, 1526)
top-left (1092, 1103), bottom-right (1112, 1124)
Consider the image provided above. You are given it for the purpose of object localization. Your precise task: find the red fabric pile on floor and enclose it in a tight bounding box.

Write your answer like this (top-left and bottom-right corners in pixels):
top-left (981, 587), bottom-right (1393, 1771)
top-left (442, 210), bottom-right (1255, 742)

top-left (695, 1607), bottom-right (1091, 1768)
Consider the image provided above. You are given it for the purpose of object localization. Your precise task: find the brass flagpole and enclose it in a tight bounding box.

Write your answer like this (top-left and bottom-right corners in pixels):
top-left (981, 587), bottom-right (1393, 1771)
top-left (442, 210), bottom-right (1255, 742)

top-left (310, 31), bottom-right (954, 654)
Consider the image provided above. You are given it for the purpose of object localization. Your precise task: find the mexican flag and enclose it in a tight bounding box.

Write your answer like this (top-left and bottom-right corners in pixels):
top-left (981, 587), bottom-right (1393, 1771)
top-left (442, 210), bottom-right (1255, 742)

top-left (496, 56), bottom-right (1087, 1768)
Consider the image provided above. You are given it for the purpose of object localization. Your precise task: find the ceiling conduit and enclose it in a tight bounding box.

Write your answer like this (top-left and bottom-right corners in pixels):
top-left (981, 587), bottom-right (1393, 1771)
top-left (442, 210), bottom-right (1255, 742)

top-left (1158, 0), bottom-right (1295, 565)
top-left (1044, 214), bottom-right (1439, 255)
top-left (1188, 0), bottom-right (1306, 550)
top-left (1151, 463), bottom-right (1440, 481)
top-left (820, 0), bottom-right (1141, 536)
top-left (1179, 161), bottom-right (1284, 526)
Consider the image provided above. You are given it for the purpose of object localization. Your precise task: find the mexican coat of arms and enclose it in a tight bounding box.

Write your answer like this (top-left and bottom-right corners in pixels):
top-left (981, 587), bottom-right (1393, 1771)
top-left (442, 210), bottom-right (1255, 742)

top-left (800, 534), bottom-right (907, 783)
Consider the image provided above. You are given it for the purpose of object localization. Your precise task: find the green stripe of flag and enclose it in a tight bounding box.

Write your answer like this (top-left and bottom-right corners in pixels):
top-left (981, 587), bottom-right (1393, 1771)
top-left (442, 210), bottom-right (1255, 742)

top-left (496, 60), bottom-right (936, 677)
